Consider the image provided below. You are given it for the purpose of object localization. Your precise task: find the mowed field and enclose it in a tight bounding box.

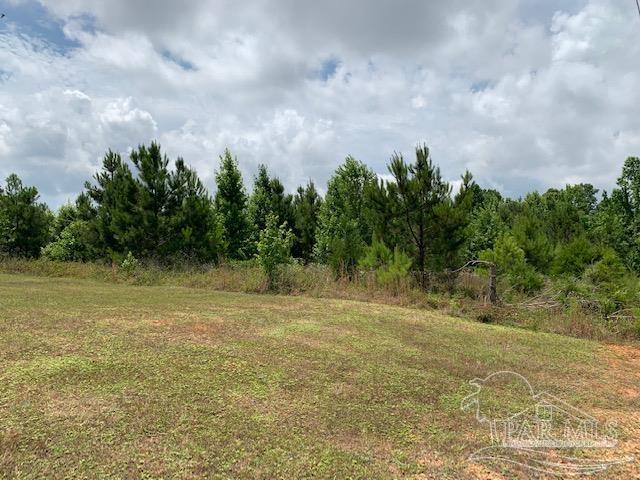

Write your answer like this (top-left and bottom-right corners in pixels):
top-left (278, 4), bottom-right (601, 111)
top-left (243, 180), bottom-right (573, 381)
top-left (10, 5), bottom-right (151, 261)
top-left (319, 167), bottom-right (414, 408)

top-left (0, 275), bottom-right (639, 479)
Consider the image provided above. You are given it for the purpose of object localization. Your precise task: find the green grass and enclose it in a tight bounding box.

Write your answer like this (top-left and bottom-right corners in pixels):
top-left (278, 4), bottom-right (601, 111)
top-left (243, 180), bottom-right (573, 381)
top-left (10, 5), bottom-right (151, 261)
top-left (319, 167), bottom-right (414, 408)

top-left (0, 274), bottom-right (637, 478)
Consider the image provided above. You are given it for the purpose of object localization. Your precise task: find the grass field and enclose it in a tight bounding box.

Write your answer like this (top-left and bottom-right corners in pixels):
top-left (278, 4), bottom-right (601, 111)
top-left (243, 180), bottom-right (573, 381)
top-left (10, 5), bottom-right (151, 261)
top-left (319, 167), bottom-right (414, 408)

top-left (0, 274), bottom-right (638, 478)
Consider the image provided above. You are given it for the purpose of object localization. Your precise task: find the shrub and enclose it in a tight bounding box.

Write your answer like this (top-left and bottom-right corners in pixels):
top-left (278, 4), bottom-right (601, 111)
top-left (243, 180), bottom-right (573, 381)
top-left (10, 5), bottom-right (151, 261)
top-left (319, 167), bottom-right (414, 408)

top-left (551, 236), bottom-right (600, 276)
top-left (584, 248), bottom-right (626, 284)
top-left (377, 247), bottom-right (412, 293)
top-left (359, 239), bottom-right (411, 294)
top-left (256, 214), bottom-right (294, 290)
top-left (42, 220), bottom-right (94, 262)
top-left (120, 251), bottom-right (140, 276)
top-left (359, 238), bottom-right (392, 271)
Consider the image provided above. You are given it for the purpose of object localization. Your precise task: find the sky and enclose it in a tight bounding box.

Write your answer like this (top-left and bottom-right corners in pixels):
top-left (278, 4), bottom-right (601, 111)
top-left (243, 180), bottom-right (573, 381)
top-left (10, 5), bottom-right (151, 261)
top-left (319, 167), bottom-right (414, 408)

top-left (0, 0), bottom-right (639, 208)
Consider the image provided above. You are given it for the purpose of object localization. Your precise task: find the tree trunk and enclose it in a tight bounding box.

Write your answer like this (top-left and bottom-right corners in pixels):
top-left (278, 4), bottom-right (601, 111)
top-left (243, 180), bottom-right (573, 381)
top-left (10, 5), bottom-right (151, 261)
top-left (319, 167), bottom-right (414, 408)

top-left (488, 264), bottom-right (498, 305)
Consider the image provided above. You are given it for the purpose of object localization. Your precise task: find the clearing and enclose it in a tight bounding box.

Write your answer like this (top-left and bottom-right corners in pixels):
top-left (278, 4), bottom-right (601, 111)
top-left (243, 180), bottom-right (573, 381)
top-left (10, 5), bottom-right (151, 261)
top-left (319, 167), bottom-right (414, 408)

top-left (0, 274), bottom-right (638, 478)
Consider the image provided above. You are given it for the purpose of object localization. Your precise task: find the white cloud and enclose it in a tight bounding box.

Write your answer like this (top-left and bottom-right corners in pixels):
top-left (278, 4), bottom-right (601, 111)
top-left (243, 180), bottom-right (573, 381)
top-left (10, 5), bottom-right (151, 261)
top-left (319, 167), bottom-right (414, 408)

top-left (0, 0), bottom-right (638, 207)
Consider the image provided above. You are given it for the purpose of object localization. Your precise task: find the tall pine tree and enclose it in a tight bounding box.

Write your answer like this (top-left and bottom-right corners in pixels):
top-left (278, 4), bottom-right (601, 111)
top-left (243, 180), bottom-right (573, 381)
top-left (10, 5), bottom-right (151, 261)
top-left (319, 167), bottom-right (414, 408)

top-left (85, 150), bottom-right (140, 259)
top-left (214, 150), bottom-right (250, 260)
top-left (131, 143), bottom-right (171, 258)
top-left (0, 174), bottom-right (52, 257)
top-left (292, 181), bottom-right (322, 261)
top-left (387, 145), bottom-right (450, 286)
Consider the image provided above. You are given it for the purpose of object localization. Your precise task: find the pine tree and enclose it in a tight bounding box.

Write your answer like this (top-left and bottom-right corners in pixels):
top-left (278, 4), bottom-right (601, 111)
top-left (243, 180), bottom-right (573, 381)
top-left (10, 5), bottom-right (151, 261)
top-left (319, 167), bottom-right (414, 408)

top-left (387, 145), bottom-right (450, 286)
top-left (131, 143), bottom-right (171, 257)
top-left (214, 149), bottom-right (250, 260)
top-left (166, 158), bottom-right (222, 262)
top-left (292, 181), bottom-right (322, 261)
top-left (85, 150), bottom-right (141, 259)
top-left (248, 165), bottom-right (273, 237)
top-left (248, 165), bottom-right (295, 243)
top-left (0, 174), bottom-right (52, 257)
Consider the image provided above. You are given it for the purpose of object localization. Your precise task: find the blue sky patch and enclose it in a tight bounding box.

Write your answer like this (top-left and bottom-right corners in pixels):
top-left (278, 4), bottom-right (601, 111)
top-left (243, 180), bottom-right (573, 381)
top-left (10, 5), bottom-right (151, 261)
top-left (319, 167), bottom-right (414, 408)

top-left (317, 56), bottom-right (340, 81)
top-left (0, 1), bottom-right (84, 53)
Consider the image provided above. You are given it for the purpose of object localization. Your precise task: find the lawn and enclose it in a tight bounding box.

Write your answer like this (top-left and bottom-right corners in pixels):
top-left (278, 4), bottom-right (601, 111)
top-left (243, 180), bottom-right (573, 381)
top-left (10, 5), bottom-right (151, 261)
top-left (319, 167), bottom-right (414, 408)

top-left (0, 274), bottom-right (638, 478)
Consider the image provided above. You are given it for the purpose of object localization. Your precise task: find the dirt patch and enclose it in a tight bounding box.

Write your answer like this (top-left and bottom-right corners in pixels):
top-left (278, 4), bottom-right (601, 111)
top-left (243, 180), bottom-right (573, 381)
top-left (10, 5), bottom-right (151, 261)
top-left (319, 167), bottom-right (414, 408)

top-left (45, 393), bottom-right (116, 419)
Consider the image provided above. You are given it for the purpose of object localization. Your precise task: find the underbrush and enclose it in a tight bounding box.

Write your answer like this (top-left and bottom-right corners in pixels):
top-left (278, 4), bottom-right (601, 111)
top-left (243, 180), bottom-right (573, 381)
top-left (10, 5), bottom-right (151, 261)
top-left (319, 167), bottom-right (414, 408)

top-left (1, 257), bottom-right (637, 342)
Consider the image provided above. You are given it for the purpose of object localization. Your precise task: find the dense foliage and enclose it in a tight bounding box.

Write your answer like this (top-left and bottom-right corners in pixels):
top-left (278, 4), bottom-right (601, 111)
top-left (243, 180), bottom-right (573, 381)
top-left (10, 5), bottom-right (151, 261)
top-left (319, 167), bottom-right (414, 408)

top-left (1, 143), bottom-right (638, 316)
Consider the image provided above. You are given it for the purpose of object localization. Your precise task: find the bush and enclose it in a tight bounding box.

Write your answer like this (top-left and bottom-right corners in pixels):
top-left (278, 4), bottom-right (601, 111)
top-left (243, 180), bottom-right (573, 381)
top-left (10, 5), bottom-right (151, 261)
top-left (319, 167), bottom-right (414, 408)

top-left (377, 247), bottom-right (412, 293)
top-left (42, 220), bottom-right (94, 262)
top-left (584, 248), bottom-right (626, 284)
top-left (120, 251), bottom-right (140, 276)
top-left (359, 239), bottom-right (412, 294)
top-left (551, 236), bottom-right (600, 276)
top-left (359, 237), bottom-right (392, 271)
top-left (256, 214), bottom-right (294, 290)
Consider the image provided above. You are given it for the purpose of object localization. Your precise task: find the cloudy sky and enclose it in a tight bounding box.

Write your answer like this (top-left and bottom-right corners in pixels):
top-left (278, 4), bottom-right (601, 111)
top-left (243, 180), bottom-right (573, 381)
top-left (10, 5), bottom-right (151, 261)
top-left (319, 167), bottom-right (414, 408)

top-left (0, 0), bottom-right (638, 208)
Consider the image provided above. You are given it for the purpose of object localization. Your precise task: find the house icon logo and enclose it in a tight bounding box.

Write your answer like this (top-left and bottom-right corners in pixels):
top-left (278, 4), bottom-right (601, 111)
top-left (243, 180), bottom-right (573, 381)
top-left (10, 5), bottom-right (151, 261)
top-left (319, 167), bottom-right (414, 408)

top-left (461, 371), bottom-right (634, 476)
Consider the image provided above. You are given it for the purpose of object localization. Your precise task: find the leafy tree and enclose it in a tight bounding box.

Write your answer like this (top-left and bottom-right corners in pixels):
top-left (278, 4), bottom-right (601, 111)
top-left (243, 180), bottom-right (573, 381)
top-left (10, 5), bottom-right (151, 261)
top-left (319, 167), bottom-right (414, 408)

top-left (359, 237), bottom-right (393, 271)
top-left (540, 184), bottom-right (597, 243)
top-left (214, 149), bottom-right (251, 260)
top-left (590, 191), bottom-right (630, 261)
top-left (75, 192), bottom-right (97, 223)
top-left (52, 203), bottom-right (79, 237)
top-left (0, 174), bottom-right (52, 257)
top-left (359, 238), bottom-right (412, 291)
top-left (377, 246), bottom-right (412, 291)
top-left (42, 220), bottom-right (95, 262)
top-left (248, 165), bottom-right (273, 236)
top-left (465, 195), bottom-right (505, 259)
top-left (292, 181), bottom-right (322, 261)
top-left (314, 156), bottom-right (376, 274)
top-left (256, 213), bottom-right (294, 290)
top-left (604, 157), bottom-right (640, 272)
top-left (386, 145), bottom-right (450, 286)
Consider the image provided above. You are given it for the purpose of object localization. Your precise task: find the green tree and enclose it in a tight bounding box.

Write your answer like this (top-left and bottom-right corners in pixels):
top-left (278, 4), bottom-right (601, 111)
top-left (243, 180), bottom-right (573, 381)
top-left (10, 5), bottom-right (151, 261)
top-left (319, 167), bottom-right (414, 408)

top-left (365, 178), bottom-right (406, 255)
top-left (52, 203), bottom-right (79, 238)
top-left (511, 213), bottom-right (553, 273)
top-left (256, 213), bottom-right (294, 290)
top-left (551, 236), bottom-right (600, 276)
top-left (292, 181), bottom-right (322, 261)
top-left (131, 143), bottom-right (171, 257)
top-left (386, 145), bottom-right (450, 286)
top-left (359, 238), bottom-right (411, 292)
top-left (42, 220), bottom-right (95, 262)
top-left (0, 174), bottom-right (52, 257)
top-left (480, 232), bottom-right (543, 293)
top-left (431, 170), bottom-right (477, 270)
top-left (248, 165), bottom-right (295, 249)
top-left (609, 157), bottom-right (640, 271)
top-left (465, 195), bottom-right (505, 259)
top-left (314, 156), bottom-right (376, 274)
top-left (85, 150), bottom-right (141, 259)
top-left (166, 158), bottom-right (222, 262)
top-left (540, 184), bottom-right (597, 243)
top-left (214, 149), bottom-right (251, 260)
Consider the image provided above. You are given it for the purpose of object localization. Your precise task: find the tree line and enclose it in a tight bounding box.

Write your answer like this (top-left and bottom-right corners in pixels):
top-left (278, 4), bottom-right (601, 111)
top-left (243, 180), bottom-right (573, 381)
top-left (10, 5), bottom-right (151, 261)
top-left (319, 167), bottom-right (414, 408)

top-left (1, 143), bottom-right (639, 300)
